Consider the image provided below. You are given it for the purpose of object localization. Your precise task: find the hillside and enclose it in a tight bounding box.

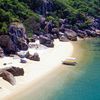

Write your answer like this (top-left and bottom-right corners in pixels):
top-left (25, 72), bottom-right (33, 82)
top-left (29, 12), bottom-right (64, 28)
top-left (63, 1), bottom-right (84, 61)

top-left (0, 0), bottom-right (100, 35)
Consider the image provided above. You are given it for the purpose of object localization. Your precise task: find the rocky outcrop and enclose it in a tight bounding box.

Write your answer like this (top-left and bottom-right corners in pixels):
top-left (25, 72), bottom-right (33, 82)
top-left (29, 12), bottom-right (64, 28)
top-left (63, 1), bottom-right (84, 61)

top-left (76, 30), bottom-right (87, 38)
top-left (0, 47), bottom-right (4, 57)
top-left (9, 22), bottom-right (28, 51)
top-left (65, 29), bottom-right (77, 41)
top-left (0, 67), bottom-right (24, 85)
top-left (39, 35), bottom-right (54, 47)
top-left (0, 70), bottom-right (16, 85)
top-left (85, 30), bottom-right (97, 37)
top-left (0, 22), bottom-right (28, 54)
top-left (0, 35), bottom-right (17, 54)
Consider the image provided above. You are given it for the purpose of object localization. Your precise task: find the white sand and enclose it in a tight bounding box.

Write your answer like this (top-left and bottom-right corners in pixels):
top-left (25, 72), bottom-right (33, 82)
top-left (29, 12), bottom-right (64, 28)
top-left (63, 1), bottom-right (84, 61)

top-left (0, 39), bottom-right (73, 100)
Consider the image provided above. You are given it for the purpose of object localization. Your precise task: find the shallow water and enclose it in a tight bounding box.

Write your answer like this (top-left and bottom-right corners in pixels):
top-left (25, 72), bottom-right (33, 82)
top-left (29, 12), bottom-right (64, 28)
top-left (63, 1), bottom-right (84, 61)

top-left (11, 38), bottom-right (100, 100)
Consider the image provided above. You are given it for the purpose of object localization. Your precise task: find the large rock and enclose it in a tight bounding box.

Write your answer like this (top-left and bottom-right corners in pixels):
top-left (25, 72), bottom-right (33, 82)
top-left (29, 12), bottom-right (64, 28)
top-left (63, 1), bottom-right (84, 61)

top-left (76, 30), bottom-right (87, 38)
top-left (85, 30), bottom-right (97, 37)
top-left (0, 47), bottom-right (4, 57)
top-left (59, 35), bottom-right (69, 42)
top-left (29, 53), bottom-right (40, 61)
top-left (65, 29), bottom-right (77, 41)
top-left (0, 70), bottom-right (16, 85)
top-left (0, 35), bottom-right (17, 54)
top-left (58, 32), bottom-right (68, 42)
top-left (39, 35), bottom-right (54, 47)
top-left (9, 22), bottom-right (28, 51)
top-left (25, 52), bottom-right (40, 61)
top-left (5, 67), bottom-right (24, 76)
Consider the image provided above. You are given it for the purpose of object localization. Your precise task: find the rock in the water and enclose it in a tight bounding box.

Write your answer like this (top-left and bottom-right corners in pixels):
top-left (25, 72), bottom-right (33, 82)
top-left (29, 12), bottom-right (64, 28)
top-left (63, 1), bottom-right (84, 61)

top-left (30, 53), bottom-right (40, 61)
top-left (0, 70), bottom-right (16, 85)
top-left (0, 47), bottom-right (4, 57)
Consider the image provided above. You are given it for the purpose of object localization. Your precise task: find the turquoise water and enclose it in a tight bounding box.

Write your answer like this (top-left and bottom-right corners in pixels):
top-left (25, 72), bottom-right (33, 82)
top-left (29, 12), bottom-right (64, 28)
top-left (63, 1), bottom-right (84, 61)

top-left (12, 38), bottom-right (100, 100)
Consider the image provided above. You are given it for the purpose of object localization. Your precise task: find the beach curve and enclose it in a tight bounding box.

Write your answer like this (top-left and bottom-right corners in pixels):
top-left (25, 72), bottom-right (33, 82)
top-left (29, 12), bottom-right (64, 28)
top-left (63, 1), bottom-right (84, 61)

top-left (0, 39), bottom-right (73, 100)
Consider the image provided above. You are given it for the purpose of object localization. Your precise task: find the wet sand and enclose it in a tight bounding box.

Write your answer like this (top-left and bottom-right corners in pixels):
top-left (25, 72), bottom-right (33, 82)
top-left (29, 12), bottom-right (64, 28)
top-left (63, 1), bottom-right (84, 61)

top-left (0, 39), bottom-right (73, 100)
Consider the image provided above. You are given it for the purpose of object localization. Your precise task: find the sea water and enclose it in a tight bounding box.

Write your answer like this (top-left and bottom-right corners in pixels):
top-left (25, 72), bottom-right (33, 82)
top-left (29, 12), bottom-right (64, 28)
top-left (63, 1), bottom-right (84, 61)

top-left (12, 38), bottom-right (100, 100)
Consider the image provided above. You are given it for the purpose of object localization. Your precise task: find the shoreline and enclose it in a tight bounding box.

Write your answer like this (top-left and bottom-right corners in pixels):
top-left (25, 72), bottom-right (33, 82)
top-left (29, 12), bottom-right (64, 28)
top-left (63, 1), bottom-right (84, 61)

top-left (0, 39), bottom-right (73, 100)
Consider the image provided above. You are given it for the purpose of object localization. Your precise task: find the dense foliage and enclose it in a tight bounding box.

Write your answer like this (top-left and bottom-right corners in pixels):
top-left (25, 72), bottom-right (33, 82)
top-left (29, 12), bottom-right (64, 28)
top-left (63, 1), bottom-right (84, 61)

top-left (0, 0), bottom-right (99, 35)
top-left (0, 0), bottom-right (39, 34)
top-left (52, 0), bottom-right (100, 29)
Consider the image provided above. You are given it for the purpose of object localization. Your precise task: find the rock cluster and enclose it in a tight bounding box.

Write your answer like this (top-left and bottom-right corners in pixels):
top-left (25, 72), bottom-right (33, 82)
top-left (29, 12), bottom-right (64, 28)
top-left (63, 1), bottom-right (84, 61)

top-left (0, 67), bottom-right (24, 85)
top-left (25, 52), bottom-right (40, 61)
top-left (0, 22), bottom-right (28, 55)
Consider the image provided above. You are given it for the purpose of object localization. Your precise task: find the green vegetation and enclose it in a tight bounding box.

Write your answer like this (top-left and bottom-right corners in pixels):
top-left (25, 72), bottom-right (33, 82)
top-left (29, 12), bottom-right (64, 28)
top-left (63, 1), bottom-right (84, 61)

top-left (0, 0), bottom-right (39, 34)
top-left (0, 0), bottom-right (99, 35)
top-left (52, 0), bottom-right (100, 29)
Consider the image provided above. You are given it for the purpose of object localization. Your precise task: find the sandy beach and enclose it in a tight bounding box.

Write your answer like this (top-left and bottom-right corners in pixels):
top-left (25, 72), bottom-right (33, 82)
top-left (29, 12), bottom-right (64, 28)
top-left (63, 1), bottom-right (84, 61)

top-left (0, 39), bottom-right (73, 100)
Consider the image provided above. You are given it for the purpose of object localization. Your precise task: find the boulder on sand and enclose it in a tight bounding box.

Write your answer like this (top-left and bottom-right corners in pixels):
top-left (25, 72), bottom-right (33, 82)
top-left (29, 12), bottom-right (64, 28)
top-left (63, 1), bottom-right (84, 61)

top-left (0, 35), bottom-right (17, 54)
top-left (0, 66), bottom-right (24, 85)
top-left (4, 66), bottom-right (24, 76)
top-left (0, 70), bottom-right (16, 85)
top-left (29, 53), bottom-right (40, 61)
top-left (59, 35), bottom-right (69, 42)
top-left (65, 29), bottom-right (77, 41)
top-left (39, 35), bottom-right (54, 47)
top-left (25, 52), bottom-right (40, 61)
top-left (58, 32), bottom-right (68, 42)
